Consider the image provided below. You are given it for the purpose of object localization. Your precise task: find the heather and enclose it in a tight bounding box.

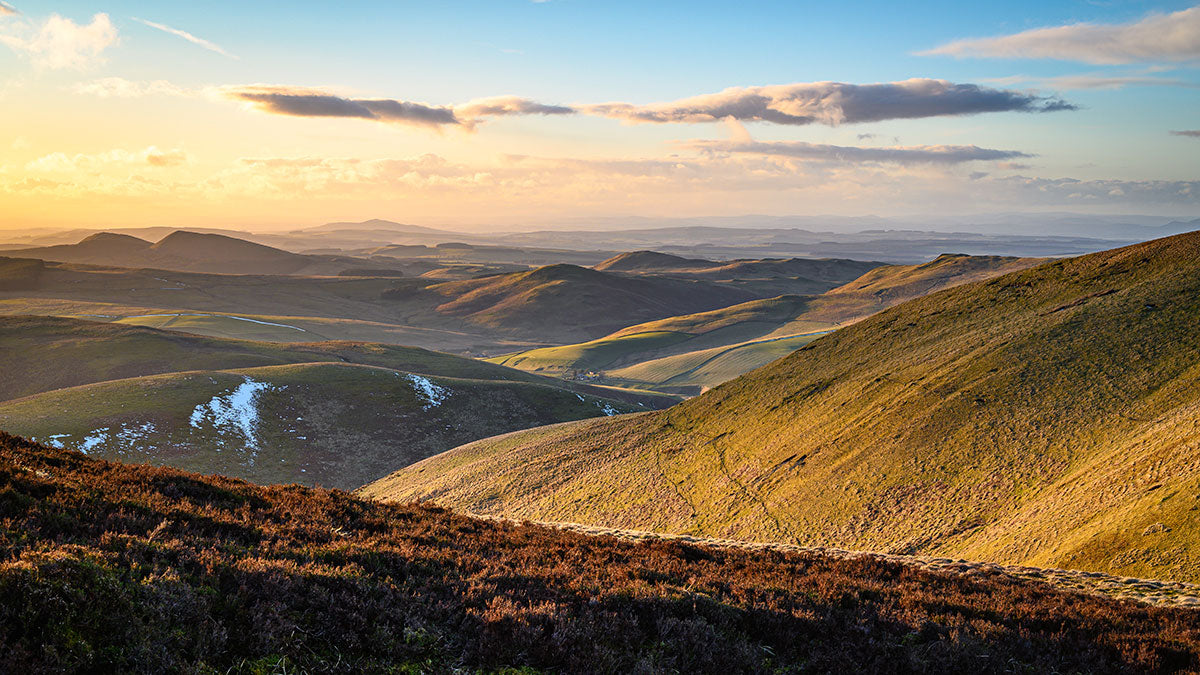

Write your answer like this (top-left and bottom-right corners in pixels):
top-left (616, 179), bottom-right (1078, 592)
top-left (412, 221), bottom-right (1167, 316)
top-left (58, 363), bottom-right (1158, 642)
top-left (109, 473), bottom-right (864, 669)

top-left (2, 432), bottom-right (1199, 673)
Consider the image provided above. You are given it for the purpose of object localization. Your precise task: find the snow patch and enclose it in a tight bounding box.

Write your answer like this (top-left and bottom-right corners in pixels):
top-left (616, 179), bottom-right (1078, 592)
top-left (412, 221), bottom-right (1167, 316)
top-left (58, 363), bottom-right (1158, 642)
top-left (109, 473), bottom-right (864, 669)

top-left (404, 373), bottom-right (450, 409)
top-left (45, 434), bottom-right (70, 449)
top-left (189, 378), bottom-right (278, 457)
top-left (80, 428), bottom-right (110, 453)
top-left (596, 402), bottom-right (620, 417)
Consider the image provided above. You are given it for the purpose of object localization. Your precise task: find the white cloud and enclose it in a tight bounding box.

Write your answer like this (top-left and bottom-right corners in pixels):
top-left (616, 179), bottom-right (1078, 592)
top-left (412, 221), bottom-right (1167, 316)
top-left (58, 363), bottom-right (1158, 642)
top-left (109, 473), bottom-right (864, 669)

top-left (687, 140), bottom-right (1034, 165)
top-left (72, 77), bottom-right (194, 98)
top-left (26, 146), bottom-right (190, 172)
top-left (0, 12), bottom-right (117, 69)
top-left (923, 6), bottom-right (1200, 64)
top-left (132, 17), bottom-right (235, 59)
top-left (0, 3), bottom-right (18, 17)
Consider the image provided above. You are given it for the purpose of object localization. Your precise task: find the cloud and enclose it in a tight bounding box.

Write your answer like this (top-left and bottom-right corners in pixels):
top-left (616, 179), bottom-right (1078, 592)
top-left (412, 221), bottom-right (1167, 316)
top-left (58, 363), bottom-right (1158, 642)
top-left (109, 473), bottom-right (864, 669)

top-left (72, 76), bottom-right (193, 98)
top-left (1171, 129), bottom-right (1200, 137)
top-left (0, 12), bottom-right (117, 69)
top-left (221, 85), bottom-right (575, 128)
top-left (687, 140), bottom-right (1034, 165)
top-left (985, 73), bottom-right (1200, 90)
top-left (132, 17), bottom-right (235, 59)
top-left (223, 86), bottom-right (459, 127)
top-left (0, 3), bottom-right (17, 17)
top-left (922, 5), bottom-right (1200, 65)
top-left (454, 96), bottom-right (574, 118)
top-left (26, 146), bottom-right (190, 172)
top-left (1035, 74), bottom-right (1199, 90)
top-left (580, 78), bottom-right (1074, 126)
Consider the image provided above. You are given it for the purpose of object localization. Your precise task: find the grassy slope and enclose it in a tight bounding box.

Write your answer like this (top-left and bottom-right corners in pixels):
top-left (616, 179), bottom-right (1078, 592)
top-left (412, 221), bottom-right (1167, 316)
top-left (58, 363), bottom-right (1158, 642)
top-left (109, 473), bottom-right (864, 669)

top-left (429, 263), bottom-right (757, 342)
top-left (364, 232), bottom-right (1200, 583)
top-left (0, 315), bottom-right (674, 408)
top-left (4, 433), bottom-right (1199, 673)
top-left (0, 361), bottom-right (645, 491)
top-left (490, 255), bottom-right (1042, 390)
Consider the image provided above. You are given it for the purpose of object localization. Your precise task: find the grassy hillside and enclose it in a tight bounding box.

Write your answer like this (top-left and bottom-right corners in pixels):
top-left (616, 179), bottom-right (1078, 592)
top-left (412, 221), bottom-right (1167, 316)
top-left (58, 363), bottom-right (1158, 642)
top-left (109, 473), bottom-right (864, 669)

top-left (491, 255), bottom-right (1042, 391)
top-left (3, 433), bottom-right (1199, 673)
top-left (0, 315), bottom-right (672, 404)
top-left (365, 232), bottom-right (1200, 583)
top-left (428, 263), bottom-right (758, 341)
top-left (0, 361), bottom-right (646, 490)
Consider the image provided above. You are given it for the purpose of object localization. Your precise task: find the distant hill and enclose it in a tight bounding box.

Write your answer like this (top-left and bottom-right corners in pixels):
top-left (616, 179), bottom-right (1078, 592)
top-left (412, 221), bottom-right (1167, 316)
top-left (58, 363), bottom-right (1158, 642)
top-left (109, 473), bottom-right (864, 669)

top-left (7, 230), bottom-right (403, 276)
top-left (595, 251), bottom-right (884, 297)
top-left (426, 263), bottom-right (758, 342)
top-left (3, 433), bottom-right (1197, 672)
top-left (308, 218), bottom-right (465, 234)
top-left (593, 250), bottom-right (719, 272)
top-left (366, 232), bottom-right (1200, 583)
top-left (0, 253), bottom-right (881, 350)
top-left (492, 254), bottom-right (1043, 392)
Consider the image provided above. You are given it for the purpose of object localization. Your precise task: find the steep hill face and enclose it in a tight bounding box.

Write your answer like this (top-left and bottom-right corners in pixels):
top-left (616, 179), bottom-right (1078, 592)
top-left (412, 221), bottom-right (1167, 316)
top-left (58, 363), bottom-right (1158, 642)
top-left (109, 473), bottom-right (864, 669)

top-left (366, 232), bottom-right (1200, 583)
top-left (429, 264), bottom-right (756, 342)
top-left (2, 433), bottom-right (1198, 673)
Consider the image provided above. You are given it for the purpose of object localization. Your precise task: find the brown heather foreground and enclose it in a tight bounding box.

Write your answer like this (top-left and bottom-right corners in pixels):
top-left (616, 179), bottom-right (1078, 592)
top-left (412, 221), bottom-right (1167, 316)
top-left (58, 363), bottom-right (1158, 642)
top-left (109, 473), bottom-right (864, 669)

top-left (2, 433), bottom-right (1200, 674)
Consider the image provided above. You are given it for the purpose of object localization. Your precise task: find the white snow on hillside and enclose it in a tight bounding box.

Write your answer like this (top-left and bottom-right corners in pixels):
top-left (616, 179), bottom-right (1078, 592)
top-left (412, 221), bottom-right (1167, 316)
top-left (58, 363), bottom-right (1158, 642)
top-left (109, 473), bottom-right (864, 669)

top-left (189, 378), bottom-right (278, 456)
top-left (404, 373), bottom-right (450, 409)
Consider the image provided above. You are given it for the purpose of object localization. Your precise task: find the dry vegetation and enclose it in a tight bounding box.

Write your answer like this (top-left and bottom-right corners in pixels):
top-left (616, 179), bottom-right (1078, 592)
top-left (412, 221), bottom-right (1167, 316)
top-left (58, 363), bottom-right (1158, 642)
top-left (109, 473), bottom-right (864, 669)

top-left (4, 432), bottom-right (1200, 673)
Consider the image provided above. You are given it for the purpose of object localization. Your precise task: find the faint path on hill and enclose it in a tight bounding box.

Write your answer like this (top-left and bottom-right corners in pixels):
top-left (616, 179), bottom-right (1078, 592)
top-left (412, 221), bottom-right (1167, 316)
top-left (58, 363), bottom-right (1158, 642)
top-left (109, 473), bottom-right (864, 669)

top-left (472, 514), bottom-right (1200, 609)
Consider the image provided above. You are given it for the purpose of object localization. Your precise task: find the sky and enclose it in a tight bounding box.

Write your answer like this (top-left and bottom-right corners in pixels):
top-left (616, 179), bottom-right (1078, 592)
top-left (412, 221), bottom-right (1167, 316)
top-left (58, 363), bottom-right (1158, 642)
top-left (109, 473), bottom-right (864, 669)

top-left (0, 0), bottom-right (1198, 231)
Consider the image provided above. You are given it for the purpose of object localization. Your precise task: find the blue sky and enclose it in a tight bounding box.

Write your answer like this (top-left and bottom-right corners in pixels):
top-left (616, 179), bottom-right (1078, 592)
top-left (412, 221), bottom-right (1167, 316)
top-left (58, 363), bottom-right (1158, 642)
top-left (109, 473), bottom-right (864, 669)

top-left (1, 0), bottom-right (1197, 228)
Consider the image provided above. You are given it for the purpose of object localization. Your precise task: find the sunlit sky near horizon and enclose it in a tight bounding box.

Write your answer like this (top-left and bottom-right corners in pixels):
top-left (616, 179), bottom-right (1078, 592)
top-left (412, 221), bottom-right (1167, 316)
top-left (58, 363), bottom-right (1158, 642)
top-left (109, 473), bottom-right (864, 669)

top-left (1, 0), bottom-right (1198, 231)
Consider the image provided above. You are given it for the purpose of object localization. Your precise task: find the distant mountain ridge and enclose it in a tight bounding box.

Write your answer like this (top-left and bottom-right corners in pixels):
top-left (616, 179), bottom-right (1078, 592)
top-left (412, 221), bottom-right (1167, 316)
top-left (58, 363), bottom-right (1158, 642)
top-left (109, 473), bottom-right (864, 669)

top-left (7, 230), bottom-right (400, 276)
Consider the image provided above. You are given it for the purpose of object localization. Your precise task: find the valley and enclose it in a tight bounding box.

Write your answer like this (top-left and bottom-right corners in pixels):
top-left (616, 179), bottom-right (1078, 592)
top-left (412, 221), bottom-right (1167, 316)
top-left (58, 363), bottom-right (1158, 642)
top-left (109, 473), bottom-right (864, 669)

top-left (366, 231), bottom-right (1200, 584)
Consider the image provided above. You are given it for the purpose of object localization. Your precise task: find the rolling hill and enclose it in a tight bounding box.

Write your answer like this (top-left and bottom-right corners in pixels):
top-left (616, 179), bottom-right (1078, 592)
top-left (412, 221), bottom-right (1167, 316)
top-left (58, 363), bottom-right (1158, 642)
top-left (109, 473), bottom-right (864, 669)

top-left (6, 230), bottom-right (377, 276)
top-left (425, 263), bottom-right (759, 341)
top-left (365, 231), bottom-right (1200, 583)
top-left (3, 432), bottom-right (1198, 673)
top-left (0, 254), bottom-right (875, 350)
top-left (0, 362), bottom-right (648, 491)
top-left (0, 315), bottom-right (673, 406)
top-left (492, 254), bottom-right (1043, 392)
top-left (594, 251), bottom-right (884, 297)
top-left (0, 316), bottom-right (671, 489)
